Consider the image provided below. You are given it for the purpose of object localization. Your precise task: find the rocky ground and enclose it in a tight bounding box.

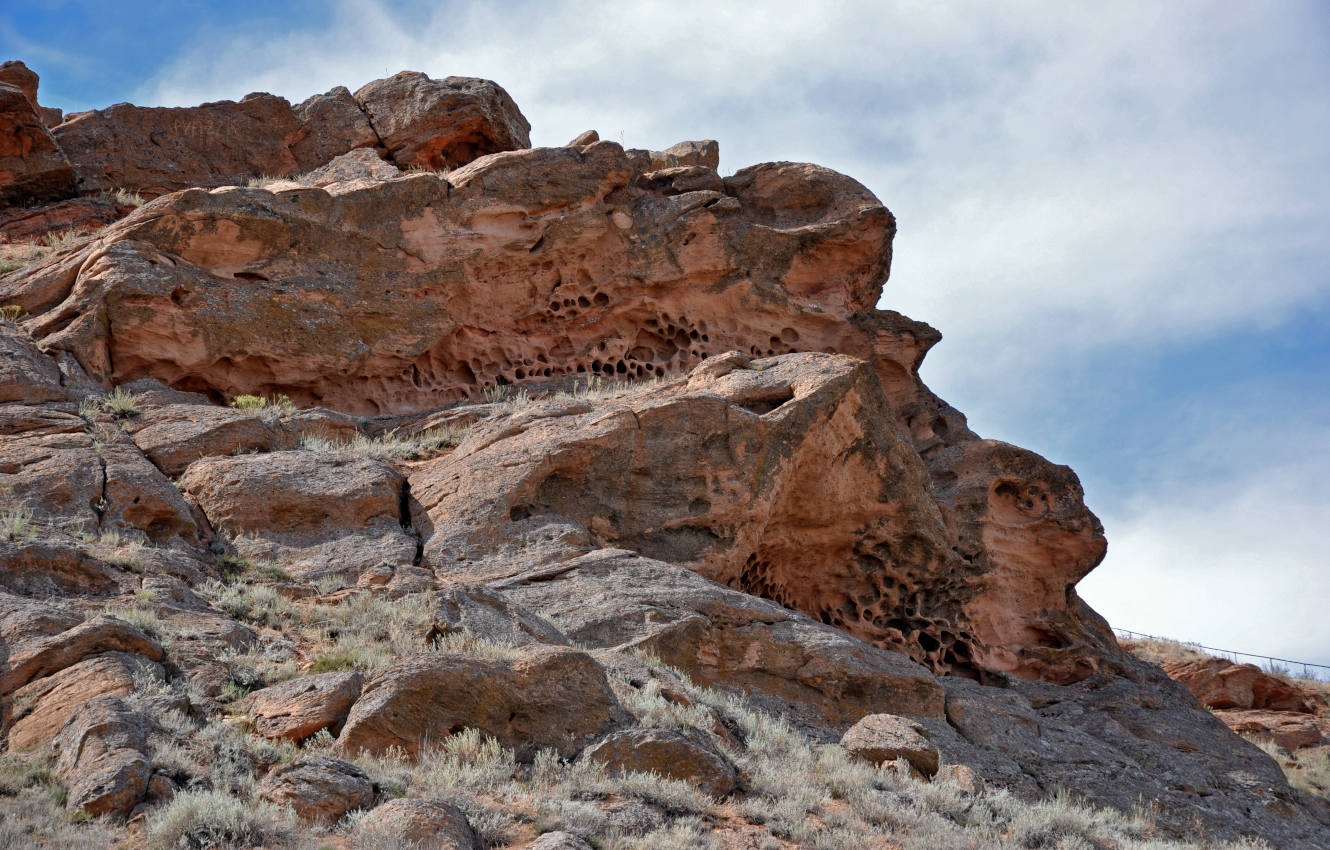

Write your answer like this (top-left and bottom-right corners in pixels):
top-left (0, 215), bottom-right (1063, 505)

top-left (2, 60), bottom-right (1329, 848)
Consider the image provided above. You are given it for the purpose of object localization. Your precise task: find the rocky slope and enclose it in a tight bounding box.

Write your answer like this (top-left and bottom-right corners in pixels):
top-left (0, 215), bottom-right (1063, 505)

top-left (1, 63), bottom-right (1328, 849)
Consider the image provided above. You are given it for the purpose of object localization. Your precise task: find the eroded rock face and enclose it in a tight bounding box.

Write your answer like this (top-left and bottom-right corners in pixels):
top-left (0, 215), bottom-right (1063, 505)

top-left (2, 143), bottom-right (913, 418)
top-left (411, 352), bottom-right (1105, 681)
top-left (5, 651), bottom-right (162, 750)
top-left (0, 78), bottom-right (74, 205)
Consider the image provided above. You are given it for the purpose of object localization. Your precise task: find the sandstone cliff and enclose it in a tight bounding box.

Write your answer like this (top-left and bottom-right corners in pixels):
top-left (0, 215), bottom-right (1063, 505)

top-left (1, 64), bottom-right (1327, 849)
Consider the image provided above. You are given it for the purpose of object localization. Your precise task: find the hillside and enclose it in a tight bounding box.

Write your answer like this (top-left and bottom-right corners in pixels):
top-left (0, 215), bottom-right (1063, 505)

top-left (1, 61), bottom-right (1328, 849)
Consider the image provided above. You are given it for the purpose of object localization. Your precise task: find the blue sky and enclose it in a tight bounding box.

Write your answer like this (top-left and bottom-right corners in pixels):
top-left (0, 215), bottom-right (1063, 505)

top-left (7, 1), bottom-right (1329, 667)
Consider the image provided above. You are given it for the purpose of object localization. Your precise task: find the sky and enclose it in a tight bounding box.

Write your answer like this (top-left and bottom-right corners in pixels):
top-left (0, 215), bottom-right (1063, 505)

top-left (6, 0), bottom-right (1328, 669)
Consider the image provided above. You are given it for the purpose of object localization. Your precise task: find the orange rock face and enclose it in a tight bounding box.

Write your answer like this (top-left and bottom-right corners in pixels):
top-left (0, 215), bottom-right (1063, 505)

top-left (0, 127), bottom-right (1112, 681)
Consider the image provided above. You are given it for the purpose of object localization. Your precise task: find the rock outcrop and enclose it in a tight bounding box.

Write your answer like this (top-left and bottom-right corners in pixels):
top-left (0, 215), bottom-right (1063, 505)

top-left (0, 61), bottom-right (1326, 849)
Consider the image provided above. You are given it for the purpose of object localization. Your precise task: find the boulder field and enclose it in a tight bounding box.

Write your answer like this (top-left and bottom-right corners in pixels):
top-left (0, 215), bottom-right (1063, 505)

top-left (1, 63), bottom-right (1328, 848)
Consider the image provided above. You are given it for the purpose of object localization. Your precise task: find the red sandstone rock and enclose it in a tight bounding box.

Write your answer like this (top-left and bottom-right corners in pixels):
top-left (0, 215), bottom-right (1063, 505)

top-left (0, 81), bottom-right (74, 205)
top-left (1162, 657), bottom-right (1315, 712)
top-left (238, 671), bottom-right (363, 742)
top-left (1215, 709), bottom-right (1323, 751)
top-left (178, 450), bottom-right (414, 578)
top-left (0, 62), bottom-right (40, 108)
top-left (51, 696), bottom-right (151, 817)
top-left (290, 86), bottom-right (380, 171)
top-left (6, 651), bottom-right (162, 750)
top-left (352, 71), bottom-right (530, 169)
top-left (0, 606), bottom-right (163, 697)
top-left (338, 645), bottom-right (626, 759)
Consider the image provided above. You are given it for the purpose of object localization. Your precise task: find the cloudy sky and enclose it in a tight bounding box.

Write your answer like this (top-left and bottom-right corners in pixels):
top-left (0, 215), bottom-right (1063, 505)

top-left (8, 1), bottom-right (1329, 668)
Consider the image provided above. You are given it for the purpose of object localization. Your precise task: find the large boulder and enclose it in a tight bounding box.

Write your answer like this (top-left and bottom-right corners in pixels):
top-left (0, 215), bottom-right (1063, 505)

top-left (1162, 657), bottom-right (1315, 712)
top-left (337, 645), bottom-right (626, 759)
top-left (580, 727), bottom-right (737, 797)
top-left (352, 71), bottom-right (530, 170)
top-left (352, 798), bottom-right (479, 850)
top-left (54, 93), bottom-right (307, 196)
top-left (0, 604), bottom-right (163, 697)
top-left (51, 697), bottom-right (152, 817)
top-left (178, 450), bottom-right (415, 578)
top-left (238, 671), bottom-right (363, 742)
top-left (5, 651), bottom-right (163, 750)
top-left (840, 713), bottom-right (939, 776)
top-left (258, 756), bottom-right (374, 823)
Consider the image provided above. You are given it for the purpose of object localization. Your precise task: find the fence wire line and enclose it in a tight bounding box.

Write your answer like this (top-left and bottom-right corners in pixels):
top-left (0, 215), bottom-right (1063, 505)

top-left (1115, 628), bottom-right (1330, 681)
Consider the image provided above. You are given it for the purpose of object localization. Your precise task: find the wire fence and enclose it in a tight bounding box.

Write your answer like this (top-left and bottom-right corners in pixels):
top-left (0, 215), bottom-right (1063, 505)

top-left (1114, 628), bottom-right (1330, 683)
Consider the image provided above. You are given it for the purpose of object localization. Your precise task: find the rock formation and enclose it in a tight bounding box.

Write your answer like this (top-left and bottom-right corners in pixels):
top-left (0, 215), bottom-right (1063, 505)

top-left (0, 62), bottom-right (1327, 848)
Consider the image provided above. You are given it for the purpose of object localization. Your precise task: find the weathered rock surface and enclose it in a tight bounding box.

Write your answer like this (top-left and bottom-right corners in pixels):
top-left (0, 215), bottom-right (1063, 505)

top-left (338, 645), bottom-right (626, 759)
top-left (1216, 709), bottom-right (1324, 751)
top-left (5, 650), bottom-right (162, 749)
top-left (258, 755), bottom-right (375, 823)
top-left (178, 450), bottom-right (414, 577)
top-left (353, 71), bottom-right (530, 169)
top-left (0, 605), bottom-right (163, 697)
top-left (840, 713), bottom-right (939, 776)
top-left (492, 548), bottom-right (944, 729)
top-left (1162, 657), bottom-right (1315, 712)
top-left (51, 696), bottom-right (151, 817)
top-left (427, 585), bottom-right (569, 648)
top-left (0, 76), bottom-right (74, 205)
top-left (0, 322), bottom-right (63, 403)
top-left (352, 797), bottom-right (479, 850)
top-left (581, 727), bottom-right (737, 797)
top-left (46, 71), bottom-right (525, 198)
top-left (412, 352), bottom-right (1105, 681)
top-left (238, 671), bottom-right (363, 742)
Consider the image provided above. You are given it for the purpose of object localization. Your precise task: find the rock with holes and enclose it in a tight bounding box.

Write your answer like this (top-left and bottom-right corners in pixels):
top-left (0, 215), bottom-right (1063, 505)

top-left (493, 549), bottom-right (944, 728)
top-left (1160, 657), bottom-right (1315, 713)
top-left (408, 350), bottom-right (1103, 681)
top-left (352, 798), bottom-right (480, 850)
top-left (0, 76), bottom-right (74, 205)
top-left (580, 727), bottom-right (737, 797)
top-left (237, 671), bottom-right (363, 742)
top-left (352, 71), bottom-right (530, 170)
top-left (840, 713), bottom-right (939, 776)
top-left (6, 650), bottom-right (162, 750)
top-left (258, 755), bottom-right (375, 824)
top-left (0, 140), bottom-right (919, 425)
top-left (0, 404), bottom-right (102, 527)
top-left (337, 644), bottom-right (627, 759)
top-left (177, 450), bottom-right (415, 578)
top-left (51, 696), bottom-right (152, 817)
